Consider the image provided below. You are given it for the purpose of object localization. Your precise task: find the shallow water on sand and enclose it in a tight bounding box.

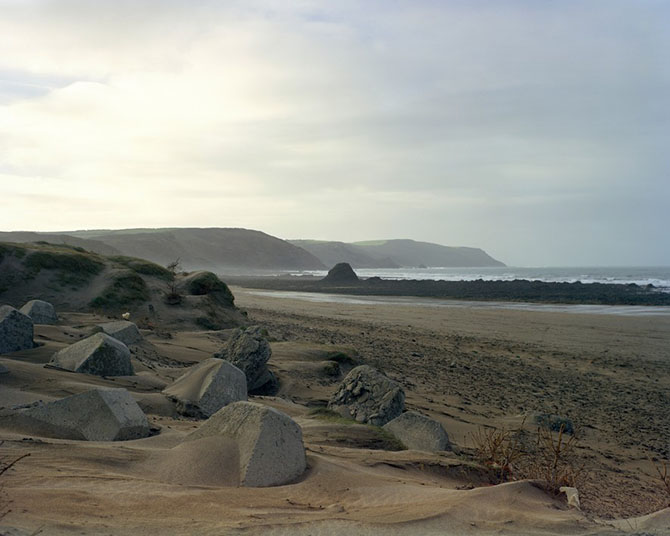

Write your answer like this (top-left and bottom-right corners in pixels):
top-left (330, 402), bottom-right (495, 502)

top-left (246, 290), bottom-right (670, 317)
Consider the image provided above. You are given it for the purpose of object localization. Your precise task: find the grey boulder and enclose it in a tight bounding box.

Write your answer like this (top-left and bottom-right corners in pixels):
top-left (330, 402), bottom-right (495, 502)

top-left (2, 388), bottom-right (150, 441)
top-left (216, 326), bottom-right (276, 394)
top-left (49, 333), bottom-right (134, 376)
top-left (99, 320), bottom-right (142, 345)
top-left (186, 401), bottom-right (306, 487)
top-left (0, 363), bottom-right (8, 375)
top-left (19, 299), bottom-right (58, 325)
top-left (383, 411), bottom-right (450, 452)
top-left (163, 358), bottom-right (247, 418)
top-left (328, 365), bottom-right (405, 426)
top-left (0, 305), bottom-right (34, 355)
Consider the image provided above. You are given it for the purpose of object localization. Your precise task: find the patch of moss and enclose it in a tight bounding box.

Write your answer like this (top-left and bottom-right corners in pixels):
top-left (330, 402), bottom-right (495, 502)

top-left (195, 316), bottom-right (225, 330)
top-left (326, 351), bottom-right (358, 366)
top-left (109, 256), bottom-right (172, 280)
top-left (308, 407), bottom-right (358, 425)
top-left (307, 408), bottom-right (406, 451)
top-left (322, 360), bottom-right (341, 377)
top-left (23, 249), bottom-right (104, 286)
top-left (90, 271), bottom-right (149, 311)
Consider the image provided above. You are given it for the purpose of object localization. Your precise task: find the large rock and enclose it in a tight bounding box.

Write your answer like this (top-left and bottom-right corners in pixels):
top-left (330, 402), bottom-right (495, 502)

top-left (98, 320), bottom-right (143, 345)
top-left (322, 262), bottom-right (359, 283)
top-left (185, 401), bottom-right (306, 487)
top-left (49, 333), bottom-right (134, 376)
top-left (383, 411), bottom-right (450, 452)
top-left (2, 388), bottom-right (150, 441)
top-left (0, 305), bottom-right (34, 355)
top-left (19, 299), bottom-right (58, 325)
top-left (0, 363), bottom-right (9, 375)
top-left (216, 327), bottom-right (276, 394)
top-left (328, 365), bottom-right (405, 426)
top-left (163, 358), bottom-right (247, 418)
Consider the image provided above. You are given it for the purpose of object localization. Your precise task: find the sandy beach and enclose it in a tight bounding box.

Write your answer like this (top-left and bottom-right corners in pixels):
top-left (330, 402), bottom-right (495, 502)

top-left (1, 287), bottom-right (669, 535)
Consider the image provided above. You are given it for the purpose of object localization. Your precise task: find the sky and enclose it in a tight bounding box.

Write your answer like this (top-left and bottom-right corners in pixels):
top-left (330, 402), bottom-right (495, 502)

top-left (1, 0), bottom-right (668, 266)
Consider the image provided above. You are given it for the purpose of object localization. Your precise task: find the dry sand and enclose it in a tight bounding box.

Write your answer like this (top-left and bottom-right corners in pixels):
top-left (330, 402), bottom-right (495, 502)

top-left (0, 288), bottom-right (669, 535)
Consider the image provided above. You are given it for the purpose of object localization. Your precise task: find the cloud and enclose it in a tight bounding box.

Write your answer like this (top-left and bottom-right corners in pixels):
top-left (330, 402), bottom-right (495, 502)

top-left (0, 0), bottom-right (668, 265)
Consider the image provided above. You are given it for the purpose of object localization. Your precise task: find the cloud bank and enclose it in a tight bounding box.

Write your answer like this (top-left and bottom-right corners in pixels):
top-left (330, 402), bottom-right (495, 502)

top-left (1, 0), bottom-right (668, 265)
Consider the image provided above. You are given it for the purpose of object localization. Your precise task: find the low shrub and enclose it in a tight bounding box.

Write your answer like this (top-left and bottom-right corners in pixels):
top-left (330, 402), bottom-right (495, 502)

top-left (90, 271), bottom-right (149, 310)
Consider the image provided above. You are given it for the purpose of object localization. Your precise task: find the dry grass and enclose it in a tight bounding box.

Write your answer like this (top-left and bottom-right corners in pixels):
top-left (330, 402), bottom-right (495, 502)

top-left (469, 424), bottom-right (525, 483)
top-left (526, 424), bottom-right (585, 495)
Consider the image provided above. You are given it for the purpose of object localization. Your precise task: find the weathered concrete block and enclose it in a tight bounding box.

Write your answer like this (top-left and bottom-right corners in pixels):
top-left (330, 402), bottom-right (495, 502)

top-left (186, 401), bottom-right (306, 487)
top-left (2, 388), bottom-right (150, 441)
top-left (19, 299), bottom-right (58, 325)
top-left (0, 305), bottom-right (34, 355)
top-left (99, 320), bottom-right (142, 345)
top-left (49, 333), bottom-right (134, 376)
top-left (163, 358), bottom-right (247, 418)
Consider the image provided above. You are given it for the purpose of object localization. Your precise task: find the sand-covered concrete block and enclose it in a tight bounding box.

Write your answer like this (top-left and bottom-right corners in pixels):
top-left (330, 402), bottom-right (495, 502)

top-left (383, 411), bottom-right (450, 452)
top-left (3, 388), bottom-right (150, 441)
top-left (328, 365), bottom-right (405, 426)
top-left (49, 332), bottom-right (134, 376)
top-left (19, 299), bottom-right (58, 325)
top-left (186, 401), bottom-right (306, 487)
top-left (99, 320), bottom-right (143, 345)
top-left (0, 305), bottom-right (34, 355)
top-left (163, 358), bottom-right (247, 418)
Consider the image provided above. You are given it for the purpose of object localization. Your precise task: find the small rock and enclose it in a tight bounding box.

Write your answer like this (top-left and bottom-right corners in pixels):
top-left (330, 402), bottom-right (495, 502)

top-left (328, 365), bottom-right (405, 426)
top-left (383, 411), bottom-right (450, 452)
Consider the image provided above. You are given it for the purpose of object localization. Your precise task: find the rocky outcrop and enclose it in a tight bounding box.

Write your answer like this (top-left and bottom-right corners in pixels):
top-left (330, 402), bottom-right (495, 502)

top-left (19, 299), bottom-right (58, 325)
top-left (0, 305), bottom-right (34, 355)
top-left (98, 320), bottom-right (143, 346)
top-left (216, 327), bottom-right (276, 394)
top-left (322, 262), bottom-right (359, 283)
top-left (1, 388), bottom-right (150, 441)
top-left (328, 365), bottom-right (405, 426)
top-left (185, 401), bottom-right (306, 487)
top-left (163, 358), bottom-right (247, 418)
top-left (383, 411), bottom-right (450, 452)
top-left (48, 333), bottom-right (134, 376)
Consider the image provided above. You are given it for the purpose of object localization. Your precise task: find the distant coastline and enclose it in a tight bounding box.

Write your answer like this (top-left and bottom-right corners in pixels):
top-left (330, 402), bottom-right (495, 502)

top-left (225, 274), bottom-right (670, 306)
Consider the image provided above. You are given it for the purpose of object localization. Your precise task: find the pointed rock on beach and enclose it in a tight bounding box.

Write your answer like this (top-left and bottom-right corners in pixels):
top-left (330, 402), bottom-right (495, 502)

top-left (48, 332), bottom-right (134, 376)
top-left (185, 401), bottom-right (306, 487)
top-left (163, 358), bottom-right (247, 418)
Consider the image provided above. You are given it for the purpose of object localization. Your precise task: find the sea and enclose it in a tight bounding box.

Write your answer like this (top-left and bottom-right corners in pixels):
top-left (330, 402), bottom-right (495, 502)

top-left (285, 266), bottom-right (670, 292)
top-left (253, 266), bottom-right (670, 316)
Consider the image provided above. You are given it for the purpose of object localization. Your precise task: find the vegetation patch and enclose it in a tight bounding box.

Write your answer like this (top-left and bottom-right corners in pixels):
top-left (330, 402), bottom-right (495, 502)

top-left (307, 408), bottom-right (406, 451)
top-left (195, 316), bottom-right (225, 330)
top-left (23, 249), bottom-right (104, 287)
top-left (326, 351), bottom-right (358, 366)
top-left (109, 256), bottom-right (172, 280)
top-left (90, 271), bottom-right (150, 311)
top-left (188, 272), bottom-right (235, 303)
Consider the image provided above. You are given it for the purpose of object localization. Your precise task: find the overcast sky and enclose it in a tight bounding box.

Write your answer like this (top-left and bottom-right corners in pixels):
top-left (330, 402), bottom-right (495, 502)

top-left (1, 1), bottom-right (668, 266)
